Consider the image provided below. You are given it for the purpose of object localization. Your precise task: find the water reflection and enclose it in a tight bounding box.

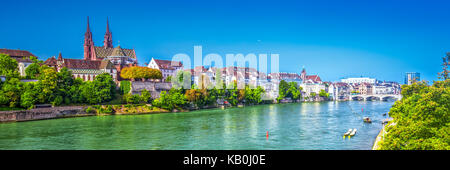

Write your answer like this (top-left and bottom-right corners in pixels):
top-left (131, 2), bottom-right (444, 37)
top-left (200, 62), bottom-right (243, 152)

top-left (0, 101), bottom-right (394, 150)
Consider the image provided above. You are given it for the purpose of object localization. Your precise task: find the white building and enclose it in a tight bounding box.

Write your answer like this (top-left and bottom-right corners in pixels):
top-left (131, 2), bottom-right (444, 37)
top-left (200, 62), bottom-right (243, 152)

top-left (341, 77), bottom-right (376, 84)
top-left (373, 85), bottom-right (396, 95)
top-left (0, 49), bottom-right (36, 77)
top-left (147, 58), bottom-right (183, 81)
top-left (300, 83), bottom-right (326, 97)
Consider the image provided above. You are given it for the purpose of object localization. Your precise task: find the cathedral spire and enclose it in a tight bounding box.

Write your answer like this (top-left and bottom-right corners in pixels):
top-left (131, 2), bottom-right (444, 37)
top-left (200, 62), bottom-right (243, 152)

top-left (103, 17), bottom-right (113, 48)
top-left (84, 16), bottom-right (95, 60)
top-left (86, 16), bottom-right (91, 32)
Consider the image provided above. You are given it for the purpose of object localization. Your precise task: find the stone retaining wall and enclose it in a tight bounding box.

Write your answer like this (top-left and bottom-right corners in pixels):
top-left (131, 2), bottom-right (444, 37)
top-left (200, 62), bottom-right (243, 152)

top-left (0, 106), bottom-right (93, 123)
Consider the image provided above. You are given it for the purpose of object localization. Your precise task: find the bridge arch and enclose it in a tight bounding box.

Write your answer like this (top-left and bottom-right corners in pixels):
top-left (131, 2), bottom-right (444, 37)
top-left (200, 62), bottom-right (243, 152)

top-left (381, 95), bottom-right (399, 101)
top-left (351, 96), bottom-right (364, 101)
top-left (366, 96), bottom-right (381, 101)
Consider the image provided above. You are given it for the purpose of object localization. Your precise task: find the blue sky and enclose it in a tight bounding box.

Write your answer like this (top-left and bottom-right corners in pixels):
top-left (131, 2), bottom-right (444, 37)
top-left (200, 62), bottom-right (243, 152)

top-left (1, 0), bottom-right (449, 83)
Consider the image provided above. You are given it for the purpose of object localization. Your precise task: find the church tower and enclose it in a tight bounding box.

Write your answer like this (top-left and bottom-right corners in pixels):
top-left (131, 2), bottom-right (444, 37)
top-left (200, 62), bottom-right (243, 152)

top-left (84, 16), bottom-right (96, 60)
top-left (300, 67), bottom-right (306, 81)
top-left (103, 18), bottom-right (113, 48)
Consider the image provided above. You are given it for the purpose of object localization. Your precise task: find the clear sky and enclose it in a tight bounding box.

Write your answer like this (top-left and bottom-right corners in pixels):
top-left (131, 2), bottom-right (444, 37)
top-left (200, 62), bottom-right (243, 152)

top-left (1, 0), bottom-right (449, 83)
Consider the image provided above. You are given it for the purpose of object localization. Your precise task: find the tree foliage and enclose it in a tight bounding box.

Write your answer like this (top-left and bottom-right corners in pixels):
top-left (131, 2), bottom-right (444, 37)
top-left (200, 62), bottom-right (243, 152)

top-left (120, 66), bottom-right (162, 80)
top-left (0, 53), bottom-right (18, 76)
top-left (81, 73), bottom-right (117, 104)
top-left (380, 80), bottom-right (450, 150)
top-left (319, 89), bottom-right (329, 98)
top-left (152, 89), bottom-right (187, 111)
top-left (120, 80), bottom-right (131, 94)
top-left (438, 52), bottom-right (449, 80)
top-left (172, 70), bottom-right (191, 90)
top-left (277, 80), bottom-right (302, 101)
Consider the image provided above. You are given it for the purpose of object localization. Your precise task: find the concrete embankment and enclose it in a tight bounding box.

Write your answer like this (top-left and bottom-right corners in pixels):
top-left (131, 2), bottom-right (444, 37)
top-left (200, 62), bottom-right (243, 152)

top-left (0, 106), bottom-right (93, 123)
top-left (372, 119), bottom-right (395, 150)
top-left (372, 126), bottom-right (385, 150)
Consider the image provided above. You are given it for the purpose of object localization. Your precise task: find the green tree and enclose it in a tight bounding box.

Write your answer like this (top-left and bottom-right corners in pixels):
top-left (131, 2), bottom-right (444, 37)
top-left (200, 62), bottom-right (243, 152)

top-left (1, 77), bottom-right (23, 107)
top-left (172, 70), bottom-right (191, 90)
top-left (25, 63), bottom-right (41, 79)
top-left (226, 81), bottom-right (239, 106)
top-left (438, 52), bottom-right (449, 80)
top-left (165, 75), bottom-right (172, 82)
top-left (55, 67), bottom-right (75, 104)
top-left (20, 83), bottom-right (37, 109)
top-left (277, 80), bottom-right (289, 101)
top-left (319, 89), bottom-right (329, 98)
top-left (35, 67), bottom-right (58, 103)
top-left (123, 94), bottom-right (140, 104)
top-left (81, 73), bottom-right (116, 104)
top-left (0, 54), bottom-right (18, 76)
top-left (140, 89), bottom-right (152, 103)
top-left (287, 82), bottom-right (301, 101)
top-left (379, 79), bottom-right (450, 150)
top-left (120, 81), bottom-right (131, 94)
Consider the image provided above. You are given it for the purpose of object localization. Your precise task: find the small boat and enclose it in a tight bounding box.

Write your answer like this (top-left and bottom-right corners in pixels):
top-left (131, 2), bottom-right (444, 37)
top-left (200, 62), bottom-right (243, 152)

top-left (363, 117), bottom-right (372, 123)
top-left (383, 113), bottom-right (387, 116)
top-left (349, 129), bottom-right (357, 136)
top-left (343, 129), bottom-right (352, 136)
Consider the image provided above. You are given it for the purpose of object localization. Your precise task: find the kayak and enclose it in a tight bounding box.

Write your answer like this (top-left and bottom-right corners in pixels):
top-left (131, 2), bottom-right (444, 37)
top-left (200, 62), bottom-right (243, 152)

top-left (349, 129), bottom-right (357, 136)
top-left (344, 129), bottom-right (352, 136)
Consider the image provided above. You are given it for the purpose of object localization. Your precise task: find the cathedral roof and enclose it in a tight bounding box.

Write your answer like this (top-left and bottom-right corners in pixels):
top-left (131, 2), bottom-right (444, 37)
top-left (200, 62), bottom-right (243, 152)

top-left (111, 46), bottom-right (126, 56)
top-left (61, 58), bottom-right (114, 70)
top-left (44, 56), bottom-right (57, 66)
top-left (93, 46), bottom-right (136, 59)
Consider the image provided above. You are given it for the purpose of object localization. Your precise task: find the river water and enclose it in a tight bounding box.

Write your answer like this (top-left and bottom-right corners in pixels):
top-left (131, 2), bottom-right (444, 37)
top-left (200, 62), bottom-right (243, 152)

top-left (0, 101), bottom-right (394, 150)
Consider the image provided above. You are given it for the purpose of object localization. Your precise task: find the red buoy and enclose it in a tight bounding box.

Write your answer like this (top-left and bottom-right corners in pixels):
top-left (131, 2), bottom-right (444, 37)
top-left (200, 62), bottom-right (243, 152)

top-left (266, 131), bottom-right (269, 139)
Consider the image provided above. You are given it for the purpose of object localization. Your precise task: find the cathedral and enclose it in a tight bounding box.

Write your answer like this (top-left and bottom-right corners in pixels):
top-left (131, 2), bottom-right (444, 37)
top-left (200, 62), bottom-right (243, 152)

top-left (83, 17), bottom-right (138, 72)
top-left (45, 17), bottom-right (138, 82)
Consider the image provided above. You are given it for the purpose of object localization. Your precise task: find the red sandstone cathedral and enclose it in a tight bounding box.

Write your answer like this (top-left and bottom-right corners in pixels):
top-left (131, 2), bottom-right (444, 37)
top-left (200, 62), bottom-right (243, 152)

top-left (45, 17), bottom-right (138, 82)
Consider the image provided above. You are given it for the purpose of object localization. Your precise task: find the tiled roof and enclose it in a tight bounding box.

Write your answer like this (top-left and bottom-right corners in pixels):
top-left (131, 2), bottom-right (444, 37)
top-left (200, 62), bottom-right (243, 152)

top-left (0, 49), bottom-right (36, 58)
top-left (268, 72), bottom-right (301, 80)
top-left (94, 46), bottom-right (136, 59)
top-left (306, 75), bottom-right (322, 82)
top-left (0, 49), bottom-right (36, 63)
top-left (61, 59), bottom-right (113, 70)
top-left (44, 56), bottom-right (57, 66)
top-left (154, 59), bottom-right (182, 70)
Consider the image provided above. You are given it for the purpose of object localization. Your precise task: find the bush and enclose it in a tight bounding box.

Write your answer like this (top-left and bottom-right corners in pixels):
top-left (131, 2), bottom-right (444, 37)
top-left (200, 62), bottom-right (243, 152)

top-left (120, 81), bottom-right (131, 94)
top-left (52, 96), bottom-right (63, 106)
top-left (85, 106), bottom-right (94, 113)
top-left (140, 89), bottom-right (152, 103)
top-left (123, 94), bottom-right (140, 104)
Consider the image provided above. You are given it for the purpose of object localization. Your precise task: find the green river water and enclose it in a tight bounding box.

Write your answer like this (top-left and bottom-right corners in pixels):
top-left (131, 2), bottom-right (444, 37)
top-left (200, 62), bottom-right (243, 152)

top-left (0, 101), bottom-right (394, 150)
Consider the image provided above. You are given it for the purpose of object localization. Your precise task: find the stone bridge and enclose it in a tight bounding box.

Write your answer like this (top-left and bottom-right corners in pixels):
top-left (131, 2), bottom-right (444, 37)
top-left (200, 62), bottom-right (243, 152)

top-left (349, 94), bottom-right (402, 101)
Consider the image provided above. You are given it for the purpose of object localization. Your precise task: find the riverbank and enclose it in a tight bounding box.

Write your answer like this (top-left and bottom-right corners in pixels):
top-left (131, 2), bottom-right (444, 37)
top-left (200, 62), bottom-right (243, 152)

top-left (0, 106), bottom-right (93, 123)
top-left (0, 101), bottom-right (275, 123)
top-left (372, 119), bottom-right (395, 150)
top-left (0, 100), bottom-right (369, 123)
top-left (372, 125), bottom-right (385, 150)
top-left (0, 101), bottom-right (393, 149)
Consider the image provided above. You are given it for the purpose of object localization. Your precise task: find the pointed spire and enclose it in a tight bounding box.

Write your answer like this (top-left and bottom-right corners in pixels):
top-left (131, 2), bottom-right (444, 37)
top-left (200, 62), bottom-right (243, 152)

top-left (106, 17), bottom-right (110, 33)
top-left (84, 16), bottom-right (95, 60)
top-left (57, 52), bottom-right (63, 61)
top-left (86, 16), bottom-right (91, 32)
top-left (103, 17), bottom-right (113, 48)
